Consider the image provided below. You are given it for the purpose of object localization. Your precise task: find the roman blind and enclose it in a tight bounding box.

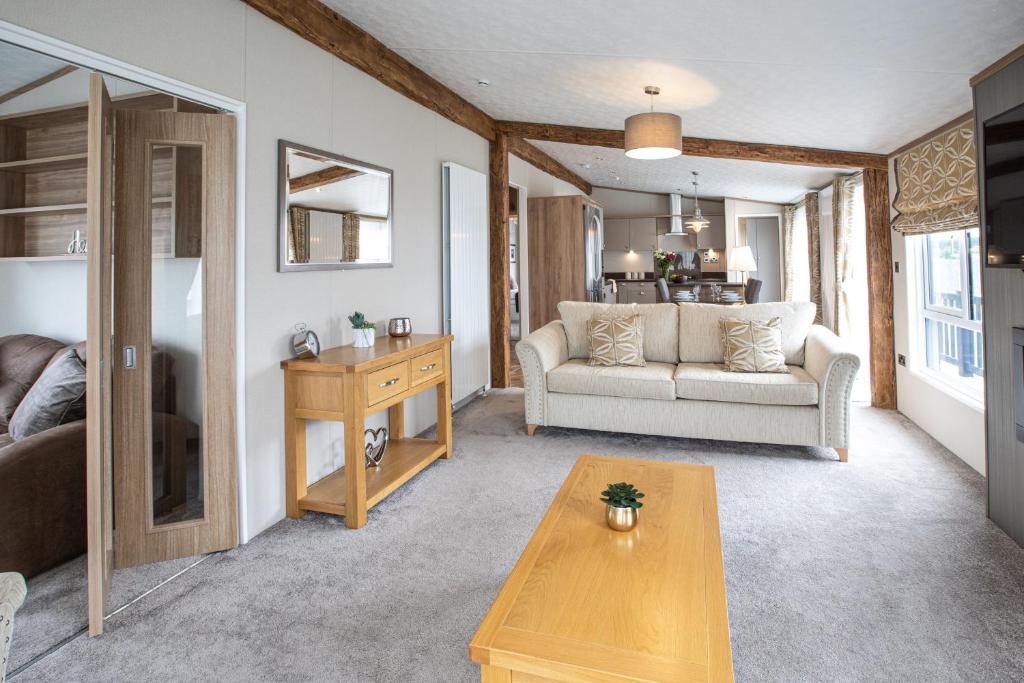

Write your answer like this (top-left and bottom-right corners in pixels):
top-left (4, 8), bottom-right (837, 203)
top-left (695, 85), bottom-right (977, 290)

top-left (892, 120), bottom-right (978, 234)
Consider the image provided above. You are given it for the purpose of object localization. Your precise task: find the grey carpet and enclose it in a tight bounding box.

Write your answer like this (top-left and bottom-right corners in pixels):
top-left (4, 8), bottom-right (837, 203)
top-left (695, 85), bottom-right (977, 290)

top-left (9, 553), bottom-right (203, 672)
top-left (11, 391), bottom-right (1024, 682)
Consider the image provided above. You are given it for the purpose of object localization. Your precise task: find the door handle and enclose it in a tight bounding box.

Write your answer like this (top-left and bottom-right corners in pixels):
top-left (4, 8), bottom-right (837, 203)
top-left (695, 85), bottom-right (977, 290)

top-left (124, 345), bottom-right (137, 369)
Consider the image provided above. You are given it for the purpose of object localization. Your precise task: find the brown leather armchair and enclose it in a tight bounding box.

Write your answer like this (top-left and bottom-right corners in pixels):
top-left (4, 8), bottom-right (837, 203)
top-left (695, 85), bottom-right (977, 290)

top-left (0, 335), bottom-right (194, 579)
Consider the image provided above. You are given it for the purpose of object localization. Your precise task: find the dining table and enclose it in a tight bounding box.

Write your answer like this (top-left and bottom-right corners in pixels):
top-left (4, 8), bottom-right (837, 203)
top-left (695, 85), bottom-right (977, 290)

top-left (673, 291), bottom-right (745, 306)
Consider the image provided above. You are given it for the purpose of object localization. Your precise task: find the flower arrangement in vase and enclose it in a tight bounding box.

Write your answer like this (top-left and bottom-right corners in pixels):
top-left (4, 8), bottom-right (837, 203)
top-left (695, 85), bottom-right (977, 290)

top-left (348, 311), bottom-right (376, 348)
top-left (653, 249), bottom-right (679, 281)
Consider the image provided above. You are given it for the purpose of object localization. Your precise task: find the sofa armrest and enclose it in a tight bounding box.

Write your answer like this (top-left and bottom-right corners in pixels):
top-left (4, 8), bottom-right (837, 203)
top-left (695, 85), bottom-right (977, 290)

top-left (515, 321), bottom-right (569, 426)
top-left (803, 325), bottom-right (861, 448)
top-left (0, 420), bottom-right (87, 578)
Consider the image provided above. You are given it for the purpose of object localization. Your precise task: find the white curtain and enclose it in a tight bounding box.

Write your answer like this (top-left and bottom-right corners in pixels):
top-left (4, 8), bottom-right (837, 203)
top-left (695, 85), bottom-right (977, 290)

top-left (785, 203), bottom-right (810, 302)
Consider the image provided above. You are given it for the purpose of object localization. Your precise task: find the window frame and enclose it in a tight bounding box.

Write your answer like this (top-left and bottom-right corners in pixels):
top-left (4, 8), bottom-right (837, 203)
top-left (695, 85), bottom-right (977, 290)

top-left (912, 228), bottom-right (984, 401)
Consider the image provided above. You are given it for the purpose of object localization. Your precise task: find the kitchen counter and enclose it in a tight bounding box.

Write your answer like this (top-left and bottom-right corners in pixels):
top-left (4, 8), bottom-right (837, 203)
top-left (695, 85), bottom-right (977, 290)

top-left (608, 277), bottom-right (744, 286)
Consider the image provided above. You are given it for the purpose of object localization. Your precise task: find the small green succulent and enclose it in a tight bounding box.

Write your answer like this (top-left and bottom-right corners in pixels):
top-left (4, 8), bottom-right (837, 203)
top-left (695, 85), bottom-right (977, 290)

top-left (601, 482), bottom-right (645, 509)
top-left (348, 311), bottom-right (375, 329)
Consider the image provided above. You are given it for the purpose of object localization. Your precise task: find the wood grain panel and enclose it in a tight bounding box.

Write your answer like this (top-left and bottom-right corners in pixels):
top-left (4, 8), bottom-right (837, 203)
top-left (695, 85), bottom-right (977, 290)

top-left (0, 124), bottom-right (26, 256)
top-left (241, 0), bottom-right (495, 141)
top-left (528, 196), bottom-right (585, 331)
top-left (508, 137), bottom-right (591, 194)
top-left (293, 371), bottom-right (345, 415)
top-left (497, 121), bottom-right (889, 170)
top-left (85, 74), bottom-right (114, 637)
top-left (976, 53), bottom-right (1024, 546)
top-left (862, 167), bottom-right (895, 409)
top-left (490, 132), bottom-right (511, 388)
top-left (113, 109), bottom-right (237, 568)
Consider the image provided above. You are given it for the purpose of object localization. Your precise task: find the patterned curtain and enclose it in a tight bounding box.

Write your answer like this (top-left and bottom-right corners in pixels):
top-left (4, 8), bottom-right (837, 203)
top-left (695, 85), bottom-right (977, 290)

top-left (832, 174), bottom-right (858, 337)
top-left (342, 213), bottom-right (361, 261)
top-left (782, 205), bottom-right (796, 301)
top-left (805, 192), bottom-right (822, 323)
top-left (288, 206), bottom-right (310, 263)
top-left (892, 121), bottom-right (977, 234)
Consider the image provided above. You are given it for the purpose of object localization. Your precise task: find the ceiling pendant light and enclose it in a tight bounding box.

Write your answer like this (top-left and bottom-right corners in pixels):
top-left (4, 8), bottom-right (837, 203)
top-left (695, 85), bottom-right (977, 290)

top-left (685, 171), bottom-right (710, 234)
top-left (624, 86), bottom-right (682, 160)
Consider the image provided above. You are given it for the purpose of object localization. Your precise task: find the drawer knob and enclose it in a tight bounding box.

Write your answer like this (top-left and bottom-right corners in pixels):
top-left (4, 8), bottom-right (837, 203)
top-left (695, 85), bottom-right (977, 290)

top-left (379, 377), bottom-right (400, 388)
top-left (419, 362), bottom-right (437, 372)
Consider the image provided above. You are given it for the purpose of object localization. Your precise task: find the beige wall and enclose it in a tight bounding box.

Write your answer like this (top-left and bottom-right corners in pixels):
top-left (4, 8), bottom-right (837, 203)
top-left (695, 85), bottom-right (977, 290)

top-left (0, 1), bottom-right (566, 537)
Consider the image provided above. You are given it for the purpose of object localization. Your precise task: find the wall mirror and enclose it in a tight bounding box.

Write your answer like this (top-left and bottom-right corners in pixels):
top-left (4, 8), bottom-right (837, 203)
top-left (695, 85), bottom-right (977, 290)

top-left (278, 140), bottom-right (393, 271)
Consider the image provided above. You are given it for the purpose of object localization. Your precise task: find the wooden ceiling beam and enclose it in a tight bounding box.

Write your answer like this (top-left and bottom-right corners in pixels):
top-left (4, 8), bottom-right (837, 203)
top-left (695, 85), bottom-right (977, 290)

top-left (289, 165), bottom-right (363, 193)
top-left (496, 121), bottom-right (889, 171)
top-left (0, 65), bottom-right (78, 107)
top-left (509, 137), bottom-right (592, 195)
top-left (241, 0), bottom-right (496, 141)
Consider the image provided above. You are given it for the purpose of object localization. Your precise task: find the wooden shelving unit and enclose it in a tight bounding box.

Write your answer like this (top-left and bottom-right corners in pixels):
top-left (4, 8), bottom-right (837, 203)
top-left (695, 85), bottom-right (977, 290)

top-left (0, 91), bottom-right (207, 261)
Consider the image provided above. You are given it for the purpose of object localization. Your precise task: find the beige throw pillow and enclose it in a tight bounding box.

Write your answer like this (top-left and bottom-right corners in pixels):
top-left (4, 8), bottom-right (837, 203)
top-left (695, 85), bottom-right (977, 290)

top-left (720, 317), bottom-right (789, 373)
top-left (588, 314), bottom-right (646, 367)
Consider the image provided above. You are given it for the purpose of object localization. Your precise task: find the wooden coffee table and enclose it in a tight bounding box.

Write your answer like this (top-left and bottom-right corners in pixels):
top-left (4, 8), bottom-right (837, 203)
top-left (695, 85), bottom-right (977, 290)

top-left (470, 454), bottom-right (733, 682)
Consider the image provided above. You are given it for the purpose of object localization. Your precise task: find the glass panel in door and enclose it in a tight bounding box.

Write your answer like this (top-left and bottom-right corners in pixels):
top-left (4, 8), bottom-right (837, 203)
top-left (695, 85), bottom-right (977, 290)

top-left (150, 143), bottom-right (204, 526)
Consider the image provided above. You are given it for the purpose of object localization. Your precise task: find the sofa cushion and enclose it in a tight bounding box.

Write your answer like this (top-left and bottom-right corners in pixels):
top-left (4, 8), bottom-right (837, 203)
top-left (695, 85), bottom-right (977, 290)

top-left (673, 363), bottom-right (819, 406)
top-left (634, 303), bottom-right (679, 364)
top-left (558, 302), bottom-right (638, 359)
top-left (0, 334), bottom-right (67, 434)
top-left (677, 301), bottom-right (816, 366)
top-left (721, 317), bottom-right (789, 373)
top-left (9, 350), bottom-right (87, 441)
top-left (587, 315), bottom-right (645, 367)
top-left (547, 359), bottom-right (677, 401)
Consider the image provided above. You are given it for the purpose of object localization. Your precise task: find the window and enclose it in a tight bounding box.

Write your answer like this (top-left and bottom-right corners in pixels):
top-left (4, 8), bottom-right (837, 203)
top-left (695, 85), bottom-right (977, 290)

top-left (790, 203), bottom-right (810, 301)
top-left (914, 228), bottom-right (983, 399)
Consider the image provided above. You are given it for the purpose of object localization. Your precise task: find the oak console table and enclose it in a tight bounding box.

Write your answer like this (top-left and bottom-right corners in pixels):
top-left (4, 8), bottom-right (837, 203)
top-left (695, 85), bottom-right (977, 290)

top-left (280, 334), bottom-right (453, 529)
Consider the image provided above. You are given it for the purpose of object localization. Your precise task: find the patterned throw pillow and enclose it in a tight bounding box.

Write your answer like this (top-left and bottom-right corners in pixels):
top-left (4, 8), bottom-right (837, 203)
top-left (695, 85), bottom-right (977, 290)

top-left (587, 314), bottom-right (646, 367)
top-left (720, 317), bottom-right (790, 373)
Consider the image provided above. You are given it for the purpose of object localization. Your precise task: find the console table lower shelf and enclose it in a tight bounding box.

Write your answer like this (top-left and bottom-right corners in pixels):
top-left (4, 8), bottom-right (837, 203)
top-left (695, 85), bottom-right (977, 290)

top-left (281, 334), bottom-right (454, 529)
top-left (298, 439), bottom-right (447, 516)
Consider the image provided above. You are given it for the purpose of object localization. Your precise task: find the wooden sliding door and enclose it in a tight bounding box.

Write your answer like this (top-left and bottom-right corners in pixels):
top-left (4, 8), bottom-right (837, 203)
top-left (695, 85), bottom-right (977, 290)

top-left (87, 77), bottom-right (238, 634)
top-left (112, 108), bottom-right (237, 568)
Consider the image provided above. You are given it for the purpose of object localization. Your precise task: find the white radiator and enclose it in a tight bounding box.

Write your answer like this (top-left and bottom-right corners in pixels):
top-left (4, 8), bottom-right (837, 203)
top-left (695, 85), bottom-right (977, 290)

top-left (442, 162), bottom-right (490, 405)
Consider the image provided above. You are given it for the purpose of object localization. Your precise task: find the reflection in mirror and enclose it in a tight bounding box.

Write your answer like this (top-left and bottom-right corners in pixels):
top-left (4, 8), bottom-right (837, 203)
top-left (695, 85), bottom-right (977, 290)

top-left (279, 141), bottom-right (393, 271)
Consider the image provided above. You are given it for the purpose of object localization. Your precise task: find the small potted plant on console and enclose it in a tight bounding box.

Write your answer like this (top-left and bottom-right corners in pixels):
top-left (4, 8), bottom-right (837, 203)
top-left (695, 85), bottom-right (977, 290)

top-left (348, 311), bottom-right (377, 348)
top-left (601, 482), bottom-right (644, 531)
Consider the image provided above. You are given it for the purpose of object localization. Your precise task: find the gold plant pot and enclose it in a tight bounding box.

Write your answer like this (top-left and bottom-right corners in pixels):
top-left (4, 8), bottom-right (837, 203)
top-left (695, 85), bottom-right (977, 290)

top-left (605, 505), bottom-right (638, 532)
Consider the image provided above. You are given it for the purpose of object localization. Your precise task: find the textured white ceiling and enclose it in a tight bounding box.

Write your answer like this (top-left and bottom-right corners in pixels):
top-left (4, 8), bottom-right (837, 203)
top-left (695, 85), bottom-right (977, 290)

top-left (533, 141), bottom-right (849, 204)
top-left (0, 40), bottom-right (69, 99)
top-left (322, 0), bottom-right (1024, 154)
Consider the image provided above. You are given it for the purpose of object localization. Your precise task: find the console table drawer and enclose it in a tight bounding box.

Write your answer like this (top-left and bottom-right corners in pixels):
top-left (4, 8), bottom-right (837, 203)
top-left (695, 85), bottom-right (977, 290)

top-left (366, 361), bottom-right (410, 406)
top-left (410, 348), bottom-right (444, 386)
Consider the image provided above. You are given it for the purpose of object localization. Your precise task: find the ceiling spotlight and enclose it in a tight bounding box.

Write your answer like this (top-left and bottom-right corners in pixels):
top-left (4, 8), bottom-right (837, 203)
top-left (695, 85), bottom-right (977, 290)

top-left (477, 78), bottom-right (490, 87)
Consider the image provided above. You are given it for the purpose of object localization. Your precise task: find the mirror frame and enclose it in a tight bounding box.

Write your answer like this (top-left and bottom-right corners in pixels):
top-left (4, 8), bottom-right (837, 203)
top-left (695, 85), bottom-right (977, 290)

top-left (277, 139), bottom-right (395, 272)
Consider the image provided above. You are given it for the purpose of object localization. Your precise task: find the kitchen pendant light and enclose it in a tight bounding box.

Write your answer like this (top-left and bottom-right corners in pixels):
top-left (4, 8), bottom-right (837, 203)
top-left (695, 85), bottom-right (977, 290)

top-left (624, 86), bottom-right (682, 160)
top-left (685, 171), bottom-right (710, 234)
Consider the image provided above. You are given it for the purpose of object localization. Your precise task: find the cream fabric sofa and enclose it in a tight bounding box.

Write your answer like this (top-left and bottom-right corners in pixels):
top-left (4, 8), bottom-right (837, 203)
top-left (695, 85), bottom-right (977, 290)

top-left (516, 301), bottom-right (860, 461)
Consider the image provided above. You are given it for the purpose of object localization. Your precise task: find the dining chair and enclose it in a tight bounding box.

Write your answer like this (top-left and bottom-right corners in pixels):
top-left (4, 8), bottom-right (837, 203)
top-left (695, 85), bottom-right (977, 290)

top-left (656, 278), bottom-right (671, 303)
top-left (744, 278), bottom-right (763, 304)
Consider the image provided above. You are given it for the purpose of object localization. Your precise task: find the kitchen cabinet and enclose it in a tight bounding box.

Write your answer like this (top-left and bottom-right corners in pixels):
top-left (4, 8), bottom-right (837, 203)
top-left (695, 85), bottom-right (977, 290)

top-left (696, 215), bottom-right (726, 250)
top-left (604, 218), bottom-right (657, 252)
top-left (619, 281), bottom-right (656, 304)
top-left (603, 218), bottom-right (629, 251)
top-left (628, 218), bottom-right (658, 252)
